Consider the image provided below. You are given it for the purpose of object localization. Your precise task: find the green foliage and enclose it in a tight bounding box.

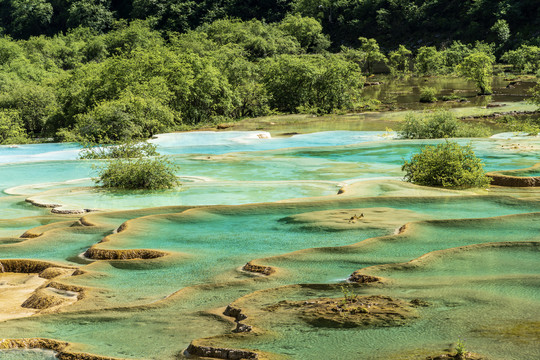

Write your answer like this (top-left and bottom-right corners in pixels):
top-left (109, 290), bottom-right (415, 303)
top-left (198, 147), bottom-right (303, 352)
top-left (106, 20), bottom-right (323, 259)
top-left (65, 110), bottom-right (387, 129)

top-left (339, 284), bottom-right (357, 303)
top-left (457, 52), bottom-right (494, 95)
top-left (67, 0), bottom-right (115, 33)
top-left (79, 141), bottom-right (159, 159)
top-left (415, 47), bottom-right (443, 76)
top-left (0, 83), bottom-right (59, 136)
top-left (441, 41), bottom-right (473, 70)
top-left (388, 45), bottom-right (412, 75)
top-left (9, 0), bottom-right (53, 38)
top-left (501, 45), bottom-right (540, 74)
top-left (200, 18), bottom-right (301, 59)
top-left (402, 141), bottom-right (491, 188)
top-left (531, 83), bottom-right (540, 109)
top-left (494, 115), bottom-right (540, 135)
top-left (491, 19), bottom-right (510, 43)
top-left (261, 54), bottom-right (364, 114)
top-left (96, 156), bottom-right (179, 190)
top-left (278, 14), bottom-right (330, 53)
top-left (0, 109), bottom-right (31, 144)
top-left (456, 338), bottom-right (467, 356)
top-left (419, 87), bottom-right (437, 103)
top-left (61, 94), bottom-right (175, 143)
top-left (357, 37), bottom-right (386, 74)
top-left (399, 111), bottom-right (490, 139)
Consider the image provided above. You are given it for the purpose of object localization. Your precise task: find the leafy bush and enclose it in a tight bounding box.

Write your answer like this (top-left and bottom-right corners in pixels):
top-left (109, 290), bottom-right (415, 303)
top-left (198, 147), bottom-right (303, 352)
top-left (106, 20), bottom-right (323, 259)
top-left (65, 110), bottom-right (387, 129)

top-left (419, 87), bottom-right (437, 103)
top-left (402, 141), bottom-right (490, 188)
top-left (501, 45), bottom-right (540, 74)
top-left (79, 141), bottom-right (159, 159)
top-left (0, 110), bottom-right (31, 144)
top-left (96, 157), bottom-right (179, 190)
top-left (388, 45), bottom-right (412, 75)
top-left (399, 111), bottom-right (490, 139)
top-left (415, 46), bottom-right (443, 75)
top-left (494, 115), bottom-right (540, 136)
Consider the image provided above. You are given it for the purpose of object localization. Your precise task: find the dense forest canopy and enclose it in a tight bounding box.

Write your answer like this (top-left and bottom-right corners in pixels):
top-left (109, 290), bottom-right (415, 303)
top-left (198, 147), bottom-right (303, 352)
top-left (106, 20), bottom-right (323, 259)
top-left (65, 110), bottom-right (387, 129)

top-left (0, 1), bottom-right (538, 144)
top-left (0, 0), bottom-right (538, 49)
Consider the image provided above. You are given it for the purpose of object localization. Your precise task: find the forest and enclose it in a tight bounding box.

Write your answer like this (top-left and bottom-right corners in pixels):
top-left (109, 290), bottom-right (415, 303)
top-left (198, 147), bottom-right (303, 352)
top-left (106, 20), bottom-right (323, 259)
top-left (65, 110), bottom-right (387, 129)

top-left (0, 0), bottom-right (539, 144)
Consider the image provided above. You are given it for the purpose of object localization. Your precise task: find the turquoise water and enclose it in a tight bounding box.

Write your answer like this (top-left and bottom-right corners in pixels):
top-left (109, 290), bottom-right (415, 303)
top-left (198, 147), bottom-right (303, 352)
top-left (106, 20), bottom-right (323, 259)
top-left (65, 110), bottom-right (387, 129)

top-left (0, 349), bottom-right (57, 360)
top-left (0, 130), bottom-right (539, 360)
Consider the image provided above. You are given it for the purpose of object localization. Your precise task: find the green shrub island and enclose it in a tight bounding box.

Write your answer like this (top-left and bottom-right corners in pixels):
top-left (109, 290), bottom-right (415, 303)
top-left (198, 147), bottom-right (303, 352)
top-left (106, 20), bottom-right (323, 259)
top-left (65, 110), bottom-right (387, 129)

top-left (402, 141), bottom-right (491, 188)
top-left (96, 157), bottom-right (179, 190)
top-left (86, 141), bottom-right (179, 190)
top-left (79, 142), bottom-right (159, 160)
top-left (419, 87), bottom-right (437, 103)
top-left (399, 111), bottom-right (491, 139)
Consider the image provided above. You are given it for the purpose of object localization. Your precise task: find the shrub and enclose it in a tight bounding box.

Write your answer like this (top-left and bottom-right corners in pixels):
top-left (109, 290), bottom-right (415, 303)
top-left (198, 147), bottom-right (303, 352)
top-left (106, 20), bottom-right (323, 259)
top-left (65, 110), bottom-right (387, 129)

top-left (414, 46), bottom-right (443, 75)
top-left (79, 141), bottom-right (159, 159)
top-left (402, 141), bottom-right (491, 188)
top-left (419, 87), bottom-right (437, 103)
top-left (95, 157), bottom-right (179, 190)
top-left (494, 115), bottom-right (540, 136)
top-left (399, 111), bottom-right (490, 139)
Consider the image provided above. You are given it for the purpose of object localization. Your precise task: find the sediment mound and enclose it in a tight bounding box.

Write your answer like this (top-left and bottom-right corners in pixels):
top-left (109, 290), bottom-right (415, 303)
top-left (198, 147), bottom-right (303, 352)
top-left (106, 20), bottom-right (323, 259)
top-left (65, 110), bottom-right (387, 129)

top-left (265, 295), bottom-right (417, 328)
top-left (84, 248), bottom-right (166, 260)
top-left (39, 267), bottom-right (76, 279)
top-left (21, 288), bottom-right (76, 310)
top-left (0, 259), bottom-right (76, 274)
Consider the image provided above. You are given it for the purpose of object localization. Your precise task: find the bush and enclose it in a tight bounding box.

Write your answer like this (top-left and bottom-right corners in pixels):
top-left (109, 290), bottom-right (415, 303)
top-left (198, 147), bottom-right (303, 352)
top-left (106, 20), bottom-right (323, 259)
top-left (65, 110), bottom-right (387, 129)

top-left (402, 141), bottom-right (490, 188)
top-left (96, 157), bottom-right (179, 190)
top-left (399, 111), bottom-right (490, 139)
top-left (79, 141), bottom-right (159, 159)
top-left (419, 87), bottom-right (437, 103)
top-left (0, 110), bottom-right (31, 144)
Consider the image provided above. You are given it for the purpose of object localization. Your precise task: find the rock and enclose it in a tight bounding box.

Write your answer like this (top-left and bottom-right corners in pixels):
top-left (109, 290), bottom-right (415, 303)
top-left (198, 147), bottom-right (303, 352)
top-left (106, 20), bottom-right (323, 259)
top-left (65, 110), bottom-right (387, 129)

top-left (348, 273), bottom-right (382, 284)
top-left (233, 322), bottom-right (252, 333)
top-left (242, 261), bottom-right (275, 276)
top-left (410, 298), bottom-right (431, 307)
top-left (186, 343), bottom-right (258, 359)
top-left (223, 304), bottom-right (247, 321)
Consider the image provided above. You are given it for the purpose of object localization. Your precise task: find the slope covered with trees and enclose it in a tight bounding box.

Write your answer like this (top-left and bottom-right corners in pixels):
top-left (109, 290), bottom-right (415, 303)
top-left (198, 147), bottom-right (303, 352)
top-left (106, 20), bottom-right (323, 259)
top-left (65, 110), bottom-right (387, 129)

top-left (0, 0), bottom-right (538, 51)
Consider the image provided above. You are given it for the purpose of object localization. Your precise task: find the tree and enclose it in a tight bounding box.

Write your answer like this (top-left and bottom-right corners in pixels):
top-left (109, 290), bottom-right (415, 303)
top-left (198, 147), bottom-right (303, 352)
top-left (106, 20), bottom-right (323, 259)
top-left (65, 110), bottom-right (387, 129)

top-left (457, 52), bottom-right (494, 95)
top-left (402, 141), bottom-right (490, 188)
top-left (9, 0), bottom-right (53, 38)
top-left (0, 84), bottom-right (59, 136)
top-left (66, 94), bottom-right (175, 143)
top-left (501, 45), bottom-right (540, 74)
top-left (357, 37), bottom-right (386, 74)
top-left (261, 54), bottom-right (364, 113)
top-left (67, 0), bottom-right (115, 33)
top-left (415, 46), bottom-right (443, 75)
top-left (0, 109), bottom-right (30, 144)
top-left (388, 45), bottom-right (412, 75)
top-left (491, 19), bottom-right (510, 43)
top-left (278, 14), bottom-right (330, 53)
